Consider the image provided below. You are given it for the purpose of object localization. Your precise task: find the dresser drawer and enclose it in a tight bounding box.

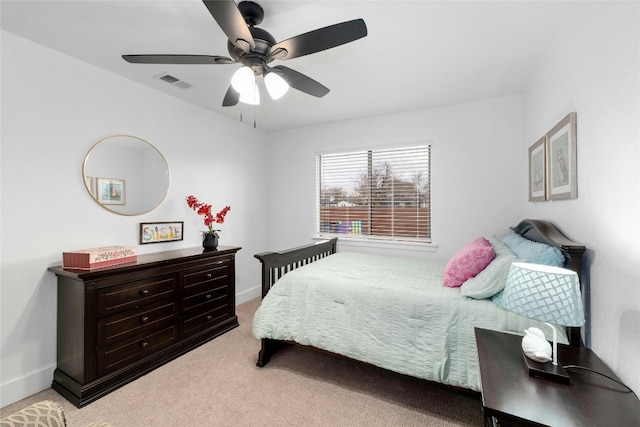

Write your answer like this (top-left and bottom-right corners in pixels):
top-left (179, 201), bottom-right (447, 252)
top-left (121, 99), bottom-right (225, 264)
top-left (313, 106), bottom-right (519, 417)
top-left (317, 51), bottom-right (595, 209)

top-left (97, 301), bottom-right (177, 347)
top-left (182, 259), bottom-right (231, 296)
top-left (181, 282), bottom-right (230, 314)
top-left (98, 326), bottom-right (178, 376)
top-left (97, 274), bottom-right (177, 317)
top-left (181, 304), bottom-right (233, 338)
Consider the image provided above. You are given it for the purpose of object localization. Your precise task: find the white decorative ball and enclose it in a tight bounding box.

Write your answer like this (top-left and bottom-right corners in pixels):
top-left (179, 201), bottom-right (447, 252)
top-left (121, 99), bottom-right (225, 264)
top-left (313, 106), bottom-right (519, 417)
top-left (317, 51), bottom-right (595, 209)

top-left (521, 327), bottom-right (552, 362)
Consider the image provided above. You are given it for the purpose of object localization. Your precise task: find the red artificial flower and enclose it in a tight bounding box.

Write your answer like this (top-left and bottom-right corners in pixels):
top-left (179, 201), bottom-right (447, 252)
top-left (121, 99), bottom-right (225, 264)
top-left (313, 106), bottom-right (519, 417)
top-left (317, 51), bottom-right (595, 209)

top-left (186, 195), bottom-right (231, 236)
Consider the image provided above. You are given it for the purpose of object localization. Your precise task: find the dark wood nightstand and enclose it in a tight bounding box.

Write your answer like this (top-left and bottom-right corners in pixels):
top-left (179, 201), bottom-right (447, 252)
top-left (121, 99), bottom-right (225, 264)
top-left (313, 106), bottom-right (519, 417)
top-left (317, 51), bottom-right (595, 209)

top-left (475, 327), bottom-right (640, 427)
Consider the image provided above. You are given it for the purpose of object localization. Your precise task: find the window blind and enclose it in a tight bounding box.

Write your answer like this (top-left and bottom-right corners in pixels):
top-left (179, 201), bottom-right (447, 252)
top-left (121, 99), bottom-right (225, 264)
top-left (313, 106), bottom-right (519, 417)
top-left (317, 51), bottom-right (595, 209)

top-left (317, 145), bottom-right (431, 242)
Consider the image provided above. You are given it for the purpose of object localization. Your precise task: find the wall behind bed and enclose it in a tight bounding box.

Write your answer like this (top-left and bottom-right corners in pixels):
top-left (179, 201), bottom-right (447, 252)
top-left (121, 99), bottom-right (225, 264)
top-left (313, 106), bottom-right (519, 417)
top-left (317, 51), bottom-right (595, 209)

top-left (519, 3), bottom-right (639, 395)
top-left (265, 94), bottom-right (522, 261)
top-left (264, 2), bottom-right (640, 398)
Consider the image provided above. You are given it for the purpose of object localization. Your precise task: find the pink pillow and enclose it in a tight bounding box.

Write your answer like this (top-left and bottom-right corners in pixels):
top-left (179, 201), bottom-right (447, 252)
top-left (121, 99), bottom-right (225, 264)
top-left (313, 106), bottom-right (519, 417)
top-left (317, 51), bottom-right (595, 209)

top-left (443, 237), bottom-right (495, 287)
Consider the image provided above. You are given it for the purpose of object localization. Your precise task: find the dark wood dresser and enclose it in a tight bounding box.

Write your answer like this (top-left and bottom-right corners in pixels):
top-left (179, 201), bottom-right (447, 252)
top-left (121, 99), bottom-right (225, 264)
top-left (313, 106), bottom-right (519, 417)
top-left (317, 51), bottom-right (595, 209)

top-left (48, 246), bottom-right (241, 407)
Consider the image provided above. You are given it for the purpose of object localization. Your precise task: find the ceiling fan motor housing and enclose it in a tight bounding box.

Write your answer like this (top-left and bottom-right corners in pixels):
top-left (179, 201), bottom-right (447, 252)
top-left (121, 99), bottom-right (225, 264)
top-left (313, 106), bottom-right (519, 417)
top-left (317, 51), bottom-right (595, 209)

top-left (238, 1), bottom-right (264, 26)
top-left (228, 2), bottom-right (276, 76)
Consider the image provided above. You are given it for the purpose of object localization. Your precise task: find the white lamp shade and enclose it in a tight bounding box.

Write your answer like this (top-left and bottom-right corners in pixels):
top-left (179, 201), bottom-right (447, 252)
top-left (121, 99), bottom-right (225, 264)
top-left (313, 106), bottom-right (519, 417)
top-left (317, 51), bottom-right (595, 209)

top-left (264, 72), bottom-right (289, 100)
top-left (231, 66), bottom-right (255, 94)
top-left (501, 262), bottom-right (585, 327)
top-left (239, 82), bottom-right (260, 105)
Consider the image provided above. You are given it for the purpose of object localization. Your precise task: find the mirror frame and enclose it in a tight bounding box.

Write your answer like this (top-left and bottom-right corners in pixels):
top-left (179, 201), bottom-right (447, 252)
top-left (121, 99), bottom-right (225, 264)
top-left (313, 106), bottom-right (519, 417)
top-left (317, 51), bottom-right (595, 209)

top-left (83, 135), bottom-right (170, 216)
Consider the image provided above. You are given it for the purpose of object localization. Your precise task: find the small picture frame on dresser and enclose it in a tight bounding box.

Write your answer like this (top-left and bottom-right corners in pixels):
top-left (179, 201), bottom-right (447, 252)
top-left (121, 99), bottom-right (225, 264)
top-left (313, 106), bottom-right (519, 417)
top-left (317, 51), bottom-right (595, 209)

top-left (140, 221), bottom-right (184, 244)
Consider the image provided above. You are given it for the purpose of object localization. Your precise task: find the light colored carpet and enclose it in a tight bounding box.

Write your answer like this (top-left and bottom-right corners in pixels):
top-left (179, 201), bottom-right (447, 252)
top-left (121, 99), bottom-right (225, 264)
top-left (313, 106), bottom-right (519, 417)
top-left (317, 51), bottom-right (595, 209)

top-left (1, 298), bottom-right (484, 426)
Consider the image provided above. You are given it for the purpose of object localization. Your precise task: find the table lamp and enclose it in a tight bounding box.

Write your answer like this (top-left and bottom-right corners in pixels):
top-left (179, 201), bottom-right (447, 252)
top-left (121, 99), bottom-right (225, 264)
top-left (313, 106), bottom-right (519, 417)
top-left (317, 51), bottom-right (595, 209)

top-left (501, 262), bottom-right (584, 383)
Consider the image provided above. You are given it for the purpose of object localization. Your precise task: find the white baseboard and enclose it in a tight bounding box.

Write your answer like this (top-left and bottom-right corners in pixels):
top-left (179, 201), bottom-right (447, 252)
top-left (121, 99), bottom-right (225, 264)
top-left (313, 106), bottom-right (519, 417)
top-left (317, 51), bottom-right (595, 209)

top-left (236, 286), bottom-right (260, 305)
top-left (0, 364), bottom-right (55, 408)
top-left (1, 289), bottom-right (261, 408)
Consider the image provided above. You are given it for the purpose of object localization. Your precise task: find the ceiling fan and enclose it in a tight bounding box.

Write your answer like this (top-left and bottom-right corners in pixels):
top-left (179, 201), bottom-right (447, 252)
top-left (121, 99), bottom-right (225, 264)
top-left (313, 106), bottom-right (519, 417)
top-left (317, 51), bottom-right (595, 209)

top-left (122, 0), bottom-right (368, 107)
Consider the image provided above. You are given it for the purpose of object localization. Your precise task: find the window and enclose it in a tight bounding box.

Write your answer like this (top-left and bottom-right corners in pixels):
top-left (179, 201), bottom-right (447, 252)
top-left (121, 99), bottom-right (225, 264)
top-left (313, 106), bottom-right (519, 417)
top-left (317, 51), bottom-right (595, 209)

top-left (317, 145), bottom-right (431, 242)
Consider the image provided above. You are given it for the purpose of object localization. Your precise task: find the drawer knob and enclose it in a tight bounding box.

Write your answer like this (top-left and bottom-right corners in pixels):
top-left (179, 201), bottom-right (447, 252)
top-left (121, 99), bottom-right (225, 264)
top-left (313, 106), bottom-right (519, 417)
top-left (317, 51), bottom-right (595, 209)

top-left (140, 316), bottom-right (150, 323)
top-left (139, 289), bottom-right (150, 296)
top-left (206, 315), bottom-right (212, 321)
top-left (206, 273), bottom-right (213, 279)
top-left (140, 341), bottom-right (149, 349)
top-left (205, 294), bottom-right (212, 300)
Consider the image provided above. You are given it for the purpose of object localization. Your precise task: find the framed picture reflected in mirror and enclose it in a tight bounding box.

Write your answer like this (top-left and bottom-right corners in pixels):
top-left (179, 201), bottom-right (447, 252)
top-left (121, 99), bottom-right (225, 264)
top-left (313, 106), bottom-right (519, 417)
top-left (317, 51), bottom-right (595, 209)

top-left (96, 177), bottom-right (126, 205)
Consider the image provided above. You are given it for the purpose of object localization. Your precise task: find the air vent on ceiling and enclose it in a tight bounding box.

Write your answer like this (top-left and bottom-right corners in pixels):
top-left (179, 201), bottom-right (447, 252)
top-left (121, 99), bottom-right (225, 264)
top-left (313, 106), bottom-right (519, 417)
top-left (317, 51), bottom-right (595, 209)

top-left (156, 73), bottom-right (192, 90)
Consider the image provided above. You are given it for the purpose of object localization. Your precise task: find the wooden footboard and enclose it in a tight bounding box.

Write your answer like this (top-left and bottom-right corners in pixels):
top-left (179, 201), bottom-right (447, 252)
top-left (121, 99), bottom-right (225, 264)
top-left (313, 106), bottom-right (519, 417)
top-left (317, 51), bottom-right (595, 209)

top-left (254, 237), bottom-right (338, 298)
top-left (254, 238), bottom-right (337, 367)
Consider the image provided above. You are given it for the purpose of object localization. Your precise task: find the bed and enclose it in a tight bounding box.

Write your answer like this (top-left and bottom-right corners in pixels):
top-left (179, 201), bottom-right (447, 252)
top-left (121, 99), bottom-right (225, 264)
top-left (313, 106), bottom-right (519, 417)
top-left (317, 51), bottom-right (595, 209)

top-left (252, 219), bottom-right (587, 392)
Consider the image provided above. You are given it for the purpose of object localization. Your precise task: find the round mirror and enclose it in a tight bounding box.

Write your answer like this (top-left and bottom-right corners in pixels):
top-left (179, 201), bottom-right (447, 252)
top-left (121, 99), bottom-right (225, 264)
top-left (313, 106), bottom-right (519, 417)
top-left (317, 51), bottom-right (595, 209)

top-left (83, 135), bottom-right (170, 215)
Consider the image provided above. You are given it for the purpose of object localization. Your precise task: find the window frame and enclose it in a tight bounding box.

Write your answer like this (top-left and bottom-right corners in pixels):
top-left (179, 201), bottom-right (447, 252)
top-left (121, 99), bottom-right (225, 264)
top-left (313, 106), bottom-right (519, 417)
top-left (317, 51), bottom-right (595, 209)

top-left (316, 143), bottom-right (432, 244)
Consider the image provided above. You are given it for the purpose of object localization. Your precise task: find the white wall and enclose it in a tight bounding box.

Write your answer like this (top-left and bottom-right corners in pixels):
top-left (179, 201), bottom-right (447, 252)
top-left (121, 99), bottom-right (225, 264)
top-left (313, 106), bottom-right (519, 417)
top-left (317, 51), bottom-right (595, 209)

top-left (2, 0), bottom-right (638, 407)
top-left (0, 31), bottom-right (268, 406)
top-left (520, 2), bottom-right (639, 394)
top-left (265, 95), bottom-right (523, 261)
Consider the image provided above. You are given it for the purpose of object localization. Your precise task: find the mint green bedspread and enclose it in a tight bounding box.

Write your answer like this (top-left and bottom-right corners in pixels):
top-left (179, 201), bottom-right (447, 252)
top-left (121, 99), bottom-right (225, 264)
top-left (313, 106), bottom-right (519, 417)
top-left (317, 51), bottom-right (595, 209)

top-left (252, 252), bottom-right (568, 391)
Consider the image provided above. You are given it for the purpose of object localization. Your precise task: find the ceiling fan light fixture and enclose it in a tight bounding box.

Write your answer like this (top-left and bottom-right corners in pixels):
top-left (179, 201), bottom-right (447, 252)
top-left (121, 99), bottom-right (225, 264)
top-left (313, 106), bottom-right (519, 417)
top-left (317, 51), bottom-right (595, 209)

top-left (265, 72), bottom-right (289, 100)
top-left (239, 82), bottom-right (260, 105)
top-left (231, 66), bottom-right (255, 94)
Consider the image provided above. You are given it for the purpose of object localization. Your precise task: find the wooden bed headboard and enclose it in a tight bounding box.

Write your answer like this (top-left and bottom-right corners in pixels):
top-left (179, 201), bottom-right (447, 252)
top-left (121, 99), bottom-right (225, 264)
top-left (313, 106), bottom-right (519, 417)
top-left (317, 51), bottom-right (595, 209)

top-left (511, 219), bottom-right (587, 347)
top-left (511, 219), bottom-right (586, 279)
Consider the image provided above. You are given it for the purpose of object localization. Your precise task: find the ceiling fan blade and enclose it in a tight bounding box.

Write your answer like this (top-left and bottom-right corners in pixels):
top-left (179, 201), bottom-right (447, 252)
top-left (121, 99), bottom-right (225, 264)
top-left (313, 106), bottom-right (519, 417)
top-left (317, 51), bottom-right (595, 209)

top-left (273, 66), bottom-right (330, 98)
top-left (122, 54), bottom-right (235, 64)
top-left (202, 0), bottom-right (254, 53)
top-left (269, 19), bottom-right (367, 61)
top-left (222, 85), bottom-right (240, 107)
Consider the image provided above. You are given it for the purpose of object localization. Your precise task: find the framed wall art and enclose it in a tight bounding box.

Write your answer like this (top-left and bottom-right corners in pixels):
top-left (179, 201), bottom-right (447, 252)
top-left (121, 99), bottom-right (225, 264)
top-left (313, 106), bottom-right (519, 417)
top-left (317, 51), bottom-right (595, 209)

top-left (96, 177), bottom-right (126, 205)
top-left (140, 221), bottom-right (184, 244)
top-left (84, 176), bottom-right (96, 199)
top-left (528, 136), bottom-right (547, 202)
top-left (546, 112), bottom-right (577, 200)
